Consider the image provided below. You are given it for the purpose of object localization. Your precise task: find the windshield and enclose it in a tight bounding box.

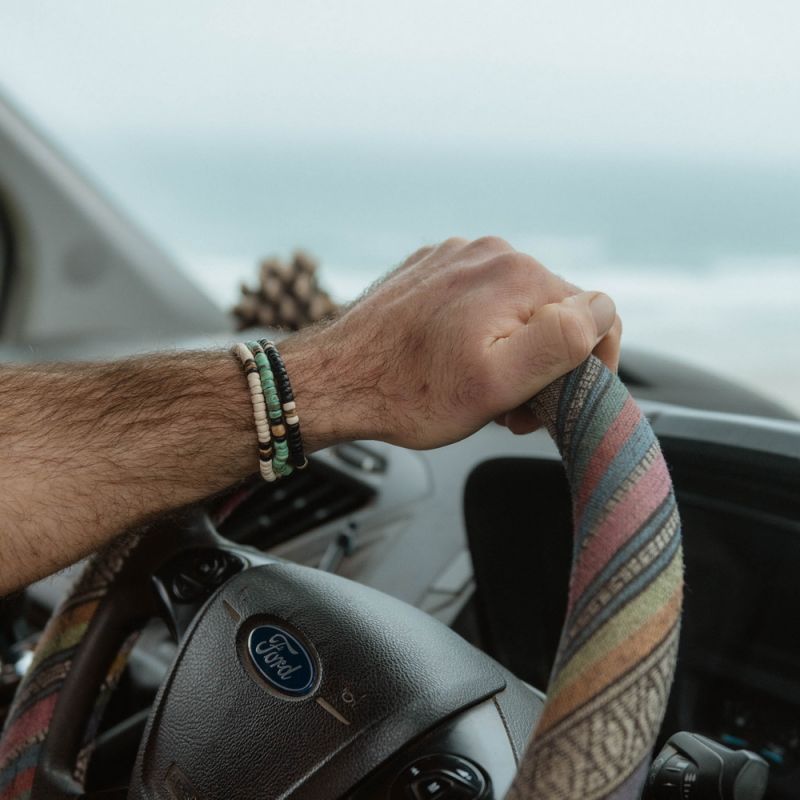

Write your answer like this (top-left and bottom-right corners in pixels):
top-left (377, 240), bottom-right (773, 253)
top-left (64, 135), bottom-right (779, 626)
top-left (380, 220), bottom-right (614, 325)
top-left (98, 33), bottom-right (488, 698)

top-left (2, 2), bottom-right (798, 413)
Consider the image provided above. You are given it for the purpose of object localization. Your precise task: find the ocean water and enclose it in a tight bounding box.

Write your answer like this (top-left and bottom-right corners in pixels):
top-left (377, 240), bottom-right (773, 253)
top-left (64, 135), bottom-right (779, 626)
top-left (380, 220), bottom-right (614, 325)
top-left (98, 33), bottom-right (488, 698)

top-left (82, 140), bottom-right (800, 415)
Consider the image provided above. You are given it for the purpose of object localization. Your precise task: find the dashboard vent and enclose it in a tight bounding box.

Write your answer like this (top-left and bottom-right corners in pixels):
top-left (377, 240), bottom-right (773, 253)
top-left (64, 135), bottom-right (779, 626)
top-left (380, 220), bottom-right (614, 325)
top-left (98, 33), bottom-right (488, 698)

top-left (214, 459), bottom-right (376, 550)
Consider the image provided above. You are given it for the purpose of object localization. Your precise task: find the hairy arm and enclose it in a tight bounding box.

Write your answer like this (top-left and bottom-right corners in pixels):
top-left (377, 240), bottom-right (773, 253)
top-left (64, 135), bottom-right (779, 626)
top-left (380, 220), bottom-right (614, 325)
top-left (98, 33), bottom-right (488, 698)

top-left (0, 343), bottom-right (336, 594)
top-left (0, 237), bottom-right (621, 595)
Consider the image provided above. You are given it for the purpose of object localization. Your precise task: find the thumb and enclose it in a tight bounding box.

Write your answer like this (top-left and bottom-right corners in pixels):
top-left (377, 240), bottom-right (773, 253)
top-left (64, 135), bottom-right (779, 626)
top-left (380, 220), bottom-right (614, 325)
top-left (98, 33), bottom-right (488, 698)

top-left (496, 291), bottom-right (617, 400)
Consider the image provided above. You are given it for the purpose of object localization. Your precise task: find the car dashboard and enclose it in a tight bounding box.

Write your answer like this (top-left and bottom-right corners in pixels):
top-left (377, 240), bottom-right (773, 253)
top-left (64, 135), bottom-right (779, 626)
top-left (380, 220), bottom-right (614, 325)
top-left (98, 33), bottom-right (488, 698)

top-left (9, 391), bottom-right (800, 799)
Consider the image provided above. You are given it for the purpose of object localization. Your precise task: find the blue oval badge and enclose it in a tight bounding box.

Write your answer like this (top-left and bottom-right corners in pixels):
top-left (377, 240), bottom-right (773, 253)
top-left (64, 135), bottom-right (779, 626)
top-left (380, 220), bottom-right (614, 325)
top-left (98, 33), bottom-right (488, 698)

top-left (246, 624), bottom-right (316, 697)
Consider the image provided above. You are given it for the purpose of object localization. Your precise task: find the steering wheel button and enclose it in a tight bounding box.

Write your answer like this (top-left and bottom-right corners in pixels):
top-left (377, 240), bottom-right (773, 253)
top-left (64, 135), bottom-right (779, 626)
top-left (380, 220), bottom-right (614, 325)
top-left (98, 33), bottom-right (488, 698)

top-left (448, 763), bottom-right (481, 788)
top-left (413, 775), bottom-right (455, 798)
top-left (394, 755), bottom-right (486, 799)
top-left (171, 573), bottom-right (203, 603)
top-left (192, 552), bottom-right (227, 583)
top-left (197, 558), bottom-right (214, 575)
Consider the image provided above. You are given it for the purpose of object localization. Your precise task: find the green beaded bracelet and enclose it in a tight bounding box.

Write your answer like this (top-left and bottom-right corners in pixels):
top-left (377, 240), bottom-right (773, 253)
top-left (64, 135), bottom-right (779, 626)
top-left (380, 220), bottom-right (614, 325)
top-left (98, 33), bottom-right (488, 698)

top-left (247, 341), bottom-right (293, 476)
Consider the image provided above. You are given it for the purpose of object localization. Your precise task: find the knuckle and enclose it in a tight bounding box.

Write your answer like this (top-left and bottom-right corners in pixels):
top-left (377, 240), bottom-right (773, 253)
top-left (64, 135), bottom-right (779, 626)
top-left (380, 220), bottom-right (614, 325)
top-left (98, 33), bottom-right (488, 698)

top-left (509, 251), bottom-right (538, 271)
top-left (468, 235), bottom-right (511, 252)
top-left (411, 244), bottom-right (434, 261)
top-left (439, 236), bottom-right (469, 251)
top-left (401, 245), bottom-right (435, 269)
top-left (477, 251), bottom-right (526, 278)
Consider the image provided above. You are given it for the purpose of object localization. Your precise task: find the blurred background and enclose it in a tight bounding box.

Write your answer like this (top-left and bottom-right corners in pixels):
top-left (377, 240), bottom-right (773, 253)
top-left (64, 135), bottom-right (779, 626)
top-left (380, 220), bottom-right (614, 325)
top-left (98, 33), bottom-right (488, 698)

top-left (1, 0), bottom-right (798, 411)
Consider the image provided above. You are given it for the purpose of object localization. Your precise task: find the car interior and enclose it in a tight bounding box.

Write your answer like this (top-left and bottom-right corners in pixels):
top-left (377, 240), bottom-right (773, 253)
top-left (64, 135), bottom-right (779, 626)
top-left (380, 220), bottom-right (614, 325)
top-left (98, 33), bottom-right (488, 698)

top-left (0, 83), bottom-right (798, 800)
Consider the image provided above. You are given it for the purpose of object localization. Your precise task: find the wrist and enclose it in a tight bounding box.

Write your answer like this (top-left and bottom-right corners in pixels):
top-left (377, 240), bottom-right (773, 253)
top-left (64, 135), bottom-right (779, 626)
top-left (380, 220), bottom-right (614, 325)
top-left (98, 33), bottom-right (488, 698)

top-left (279, 329), bottom-right (380, 452)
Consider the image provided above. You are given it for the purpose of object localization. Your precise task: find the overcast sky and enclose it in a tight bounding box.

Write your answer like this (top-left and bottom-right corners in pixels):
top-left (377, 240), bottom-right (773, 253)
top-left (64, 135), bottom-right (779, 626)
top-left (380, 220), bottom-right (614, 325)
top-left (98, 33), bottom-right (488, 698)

top-left (2, 0), bottom-right (800, 162)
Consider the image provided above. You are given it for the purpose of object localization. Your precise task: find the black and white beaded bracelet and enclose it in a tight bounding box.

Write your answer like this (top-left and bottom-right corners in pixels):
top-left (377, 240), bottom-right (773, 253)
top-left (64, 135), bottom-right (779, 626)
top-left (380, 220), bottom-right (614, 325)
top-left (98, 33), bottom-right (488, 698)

top-left (260, 339), bottom-right (307, 469)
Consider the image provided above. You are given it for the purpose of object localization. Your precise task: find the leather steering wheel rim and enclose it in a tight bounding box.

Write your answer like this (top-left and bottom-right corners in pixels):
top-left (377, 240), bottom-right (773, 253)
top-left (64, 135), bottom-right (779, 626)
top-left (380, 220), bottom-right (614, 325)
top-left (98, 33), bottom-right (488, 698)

top-left (0, 355), bottom-right (683, 800)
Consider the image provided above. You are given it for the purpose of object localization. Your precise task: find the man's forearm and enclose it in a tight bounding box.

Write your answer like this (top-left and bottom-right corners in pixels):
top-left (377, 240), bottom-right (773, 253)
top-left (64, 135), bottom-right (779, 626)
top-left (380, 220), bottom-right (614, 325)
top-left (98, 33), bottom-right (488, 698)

top-left (0, 237), bottom-right (621, 595)
top-left (0, 341), bottom-right (341, 594)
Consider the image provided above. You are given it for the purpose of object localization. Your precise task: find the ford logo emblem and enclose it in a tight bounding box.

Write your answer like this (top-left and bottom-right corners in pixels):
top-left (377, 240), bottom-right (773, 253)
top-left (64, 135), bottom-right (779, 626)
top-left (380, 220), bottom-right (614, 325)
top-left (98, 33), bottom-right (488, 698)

top-left (246, 624), bottom-right (316, 697)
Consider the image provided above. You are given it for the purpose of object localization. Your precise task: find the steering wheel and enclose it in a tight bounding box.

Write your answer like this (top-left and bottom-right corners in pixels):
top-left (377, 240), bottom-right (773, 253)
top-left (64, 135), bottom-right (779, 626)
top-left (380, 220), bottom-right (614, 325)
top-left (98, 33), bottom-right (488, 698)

top-left (0, 355), bottom-right (682, 800)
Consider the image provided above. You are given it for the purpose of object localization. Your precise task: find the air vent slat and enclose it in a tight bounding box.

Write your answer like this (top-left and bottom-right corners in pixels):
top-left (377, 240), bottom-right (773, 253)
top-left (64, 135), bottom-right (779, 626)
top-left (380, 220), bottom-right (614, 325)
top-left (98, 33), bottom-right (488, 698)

top-left (216, 459), bottom-right (375, 550)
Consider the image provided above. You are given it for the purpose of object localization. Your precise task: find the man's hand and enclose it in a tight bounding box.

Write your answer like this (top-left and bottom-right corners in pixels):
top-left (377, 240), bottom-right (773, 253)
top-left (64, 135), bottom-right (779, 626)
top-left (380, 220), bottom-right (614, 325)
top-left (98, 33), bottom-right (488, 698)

top-left (0, 237), bottom-right (620, 593)
top-left (283, 236), bottom-right (621, 450)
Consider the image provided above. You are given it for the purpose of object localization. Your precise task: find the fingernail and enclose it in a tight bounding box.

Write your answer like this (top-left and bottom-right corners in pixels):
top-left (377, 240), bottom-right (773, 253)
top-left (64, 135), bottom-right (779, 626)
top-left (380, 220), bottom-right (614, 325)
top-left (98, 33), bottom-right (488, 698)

top-left (589, 292), bottom-right (616, 335)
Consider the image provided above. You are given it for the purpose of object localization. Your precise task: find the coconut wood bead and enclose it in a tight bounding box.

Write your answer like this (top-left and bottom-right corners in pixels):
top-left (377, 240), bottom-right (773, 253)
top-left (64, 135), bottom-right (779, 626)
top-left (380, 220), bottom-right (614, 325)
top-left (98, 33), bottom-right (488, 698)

top-left (260, 339), bottom-right (306, 469)
top-left (247, 340), bottom-right (292, 474)
top-left (233, 342), bottom-right (280, 482)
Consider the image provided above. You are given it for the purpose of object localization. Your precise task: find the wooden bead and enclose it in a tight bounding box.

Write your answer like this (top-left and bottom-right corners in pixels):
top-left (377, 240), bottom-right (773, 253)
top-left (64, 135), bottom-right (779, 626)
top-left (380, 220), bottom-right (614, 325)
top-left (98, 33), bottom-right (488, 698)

top-left (259, 460), bottom-right (277, 482)
top-left (233, 341), bottom-right (281, 482)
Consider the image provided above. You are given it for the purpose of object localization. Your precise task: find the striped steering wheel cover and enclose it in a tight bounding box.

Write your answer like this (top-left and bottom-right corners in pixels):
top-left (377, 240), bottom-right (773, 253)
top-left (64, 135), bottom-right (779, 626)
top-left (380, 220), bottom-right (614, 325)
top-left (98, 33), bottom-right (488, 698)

top-left (0, 535), bottom-right (141, 800)
top-left (508, 355), bottom-right (683, 799)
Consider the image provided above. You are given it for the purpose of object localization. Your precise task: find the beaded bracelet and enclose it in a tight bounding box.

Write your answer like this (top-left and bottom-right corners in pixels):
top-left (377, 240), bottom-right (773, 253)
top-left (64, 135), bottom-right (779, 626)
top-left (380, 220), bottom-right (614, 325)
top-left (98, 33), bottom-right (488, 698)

top-left (247, 341), bottom-right (293, 478)
top-left (233, 339), bottom-right (306, 481)
top-left (232, 343), bottom-right (276, 482)
top-left (260, 339), bottom-right (307, 469)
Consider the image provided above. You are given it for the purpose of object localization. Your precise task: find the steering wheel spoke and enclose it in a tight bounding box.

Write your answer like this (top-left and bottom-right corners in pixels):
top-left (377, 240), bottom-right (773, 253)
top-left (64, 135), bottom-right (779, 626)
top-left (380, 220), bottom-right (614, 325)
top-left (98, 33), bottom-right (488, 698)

top-left (147, 521), bottom-right (274, 641)
top-left (0, 509), bottom-right (264, 798)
